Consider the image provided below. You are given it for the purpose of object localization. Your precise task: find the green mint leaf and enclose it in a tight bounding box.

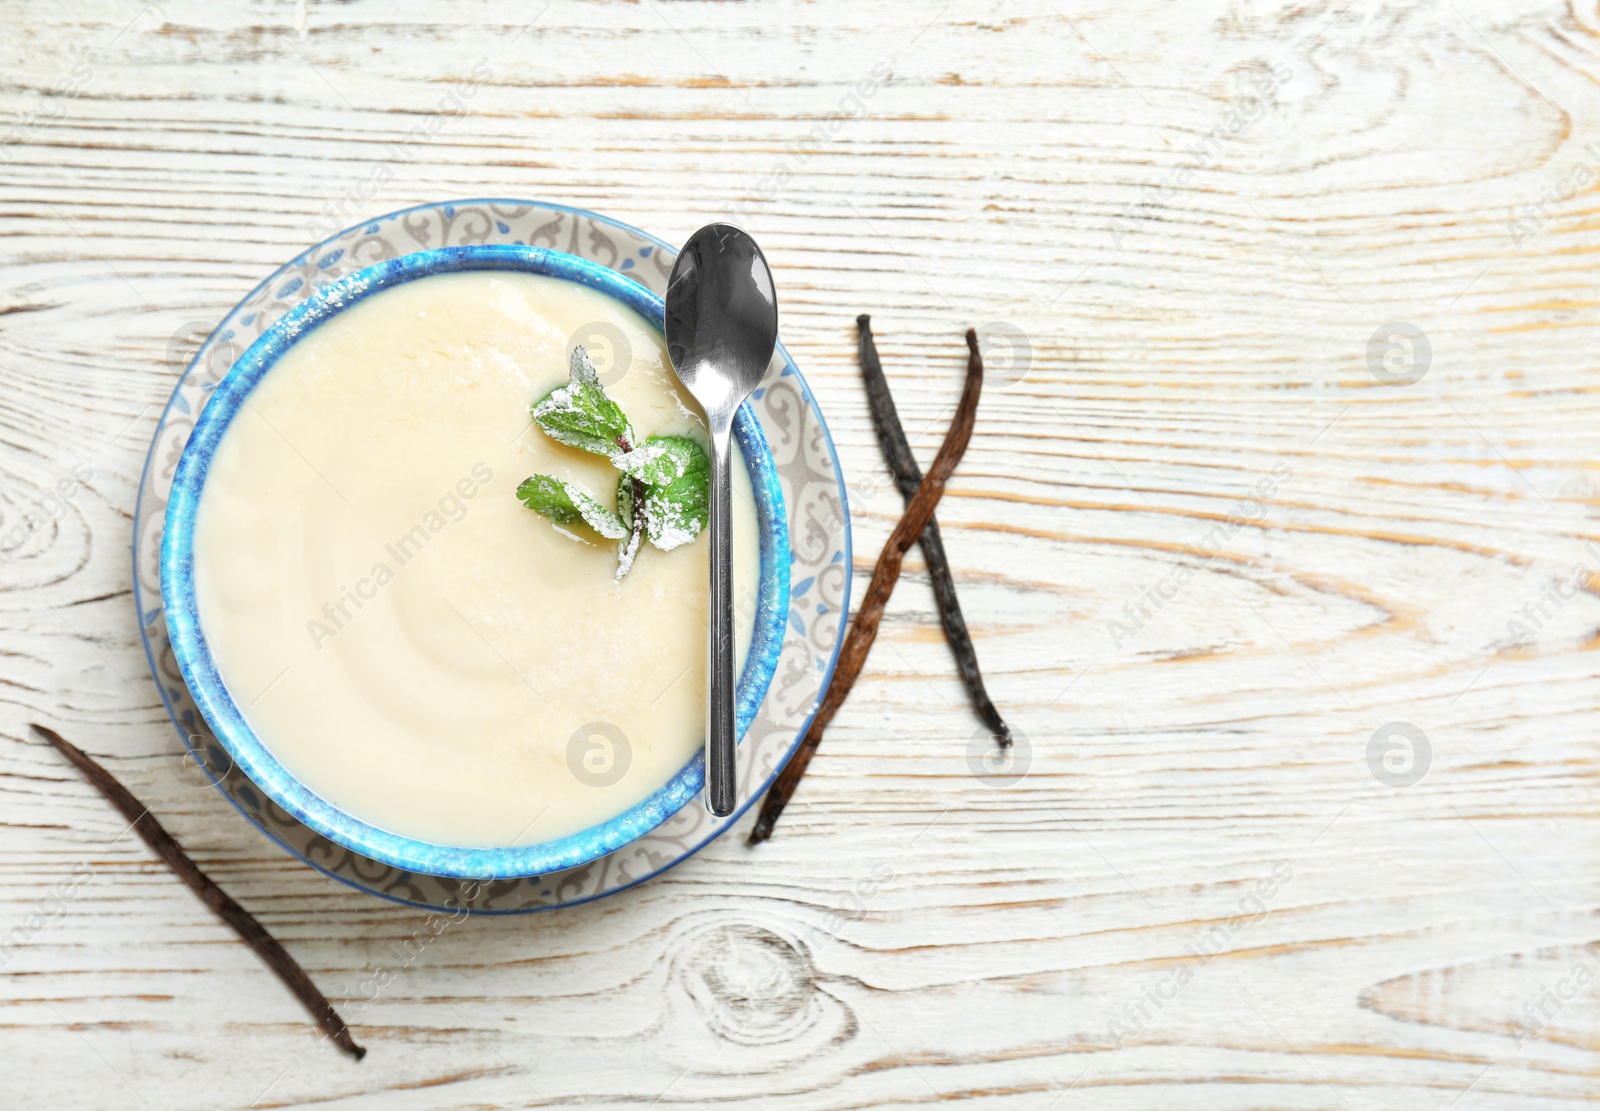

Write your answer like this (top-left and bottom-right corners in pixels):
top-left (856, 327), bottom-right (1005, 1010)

top-left (631, 435), bottom-right (709, 551)
top-left (615, 471), bottom-right (637, 524)
top-left (516, 474), bottom-right (628, 540)
top-left (612, 435), bottom-right (700, 488)
top-left (613, 473), bottom-right (646, 580)
top-left (530, 345), bottom-right (635, 457)
top-left (616, 497), bottom-right (643, 581)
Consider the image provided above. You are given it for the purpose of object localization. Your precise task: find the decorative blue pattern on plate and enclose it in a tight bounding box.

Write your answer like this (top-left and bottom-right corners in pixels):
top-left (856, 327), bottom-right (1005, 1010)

top-left (133, 199), bottom-right (852, 913)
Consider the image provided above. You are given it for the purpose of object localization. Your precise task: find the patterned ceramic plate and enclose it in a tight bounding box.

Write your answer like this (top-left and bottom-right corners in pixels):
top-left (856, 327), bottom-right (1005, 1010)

top-left (132, 200), bottom-right (851, 913)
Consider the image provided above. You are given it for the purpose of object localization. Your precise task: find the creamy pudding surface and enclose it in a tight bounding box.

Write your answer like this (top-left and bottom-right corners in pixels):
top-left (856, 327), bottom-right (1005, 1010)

top-left (192, 271), bottom-right (760, 847)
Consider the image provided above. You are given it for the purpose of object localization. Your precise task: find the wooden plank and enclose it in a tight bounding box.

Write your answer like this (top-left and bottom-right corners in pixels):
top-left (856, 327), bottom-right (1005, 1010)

top-left (1, 0), bottom-right (1597, 1106)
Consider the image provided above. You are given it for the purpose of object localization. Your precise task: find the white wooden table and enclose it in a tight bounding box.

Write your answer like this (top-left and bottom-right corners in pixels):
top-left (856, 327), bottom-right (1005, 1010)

top-left (3, 1), bottom-right (1597, 1106)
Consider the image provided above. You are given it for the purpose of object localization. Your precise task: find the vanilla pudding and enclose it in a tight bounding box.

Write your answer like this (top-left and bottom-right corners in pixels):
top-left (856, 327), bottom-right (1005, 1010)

top-left (191, 271), bottom-right (761, 848)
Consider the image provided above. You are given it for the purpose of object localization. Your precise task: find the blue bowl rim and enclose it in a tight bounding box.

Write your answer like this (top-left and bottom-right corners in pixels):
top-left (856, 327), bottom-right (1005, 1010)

top-left (160, 243), bottom-right (792, 879)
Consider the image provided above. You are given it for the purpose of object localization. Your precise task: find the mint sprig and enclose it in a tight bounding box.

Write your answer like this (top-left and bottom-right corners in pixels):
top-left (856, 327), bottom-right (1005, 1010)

top-left (518, 345), bottom-right (710, 577)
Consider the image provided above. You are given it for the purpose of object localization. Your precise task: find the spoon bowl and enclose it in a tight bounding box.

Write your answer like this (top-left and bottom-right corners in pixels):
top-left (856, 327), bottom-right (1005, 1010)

top-left (666, 226), bottom-right (778, 409)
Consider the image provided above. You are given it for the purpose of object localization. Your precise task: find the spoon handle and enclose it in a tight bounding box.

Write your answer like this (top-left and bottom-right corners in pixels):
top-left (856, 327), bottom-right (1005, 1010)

top-left (705, 431), bottom-right (738, 816)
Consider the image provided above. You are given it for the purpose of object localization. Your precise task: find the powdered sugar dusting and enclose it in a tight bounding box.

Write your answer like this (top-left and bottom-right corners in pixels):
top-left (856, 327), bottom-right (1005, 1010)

top-left (533, 344), bottom-right (601, 423)
top-left (645, 496), bottom-right (702, 551)
top-left (611, 440), bottom-right (676, 478)
top-left (566, 480), bottom-right (628, 540)
top-left (614, 524), bottom-right (642, 579)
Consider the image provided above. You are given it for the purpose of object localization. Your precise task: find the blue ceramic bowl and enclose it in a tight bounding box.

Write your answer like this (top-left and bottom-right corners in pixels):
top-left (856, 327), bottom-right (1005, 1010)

top-left (161, 244), bottom-right (791, 879)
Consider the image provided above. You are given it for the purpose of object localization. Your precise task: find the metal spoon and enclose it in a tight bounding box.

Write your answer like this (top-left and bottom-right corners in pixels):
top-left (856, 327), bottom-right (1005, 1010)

top-left (664, 224), bottom-right (778, 816)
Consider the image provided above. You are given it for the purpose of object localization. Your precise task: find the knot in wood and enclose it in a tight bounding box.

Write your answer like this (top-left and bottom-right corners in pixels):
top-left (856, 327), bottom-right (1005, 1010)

top-left (673, 923), bottom-right (818, 1046)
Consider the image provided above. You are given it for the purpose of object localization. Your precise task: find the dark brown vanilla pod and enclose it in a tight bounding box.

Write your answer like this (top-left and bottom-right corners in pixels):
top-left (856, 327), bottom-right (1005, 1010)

top-left (749, 330), bottom-right (985, 845)
top-left (856, 315), bottom-right (1010, 746)
top-left (30, 723), bottom-right (367, 1060)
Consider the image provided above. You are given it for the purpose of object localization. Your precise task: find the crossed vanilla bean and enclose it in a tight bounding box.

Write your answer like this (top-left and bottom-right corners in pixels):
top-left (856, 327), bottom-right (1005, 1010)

top-left (857, 315), bottom-right (1010, 746)
top-left (749, 329), bottom-right (985, 844)
top-left (30, 724), bottom-right (366, 1060)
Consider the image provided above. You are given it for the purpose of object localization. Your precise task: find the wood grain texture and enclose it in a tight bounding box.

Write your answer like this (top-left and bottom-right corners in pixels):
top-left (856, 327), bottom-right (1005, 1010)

top-left (2, 0), bottom-right (1598, 1106)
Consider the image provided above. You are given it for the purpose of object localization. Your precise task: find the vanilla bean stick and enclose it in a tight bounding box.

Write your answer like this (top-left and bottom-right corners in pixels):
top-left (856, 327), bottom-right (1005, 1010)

top-left (30, 723), bottom-right (366, 1060)
top-left (857, 315), bottom-right (1010, 746)
top-left (749, 330), bottom-right (985, 844)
